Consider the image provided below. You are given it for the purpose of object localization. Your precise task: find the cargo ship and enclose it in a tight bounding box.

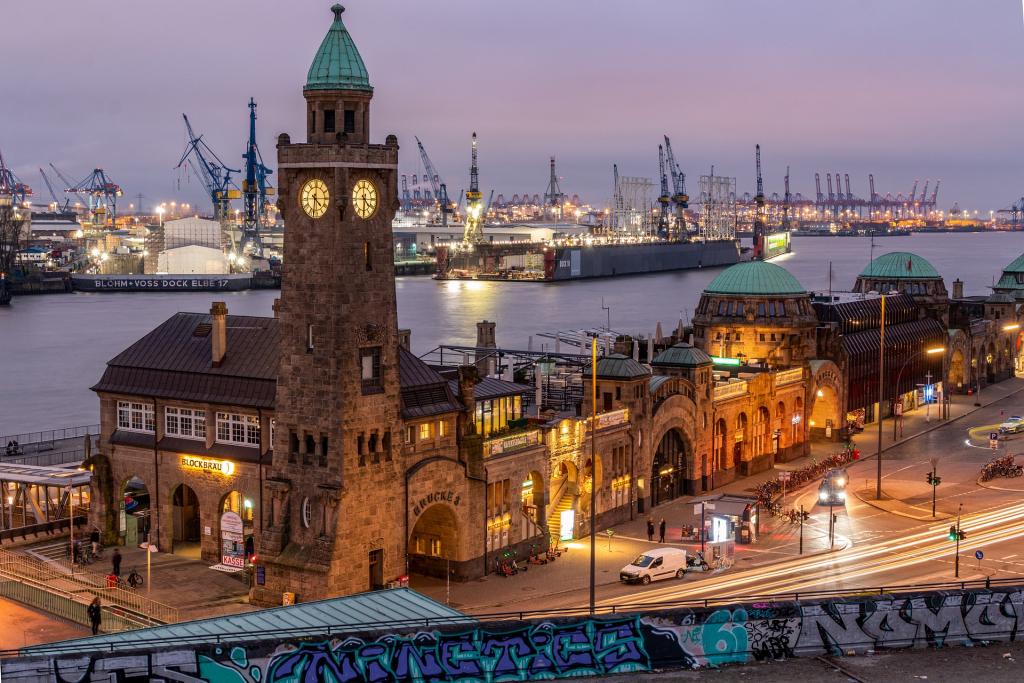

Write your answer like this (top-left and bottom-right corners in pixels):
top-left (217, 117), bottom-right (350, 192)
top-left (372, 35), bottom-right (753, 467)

top-left (434, 237), bottom-right (742, 282)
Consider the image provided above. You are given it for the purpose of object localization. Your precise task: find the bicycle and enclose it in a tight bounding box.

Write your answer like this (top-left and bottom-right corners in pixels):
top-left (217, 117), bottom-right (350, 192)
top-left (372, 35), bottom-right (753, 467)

top-left (119, 568), bottom-right (144, 589)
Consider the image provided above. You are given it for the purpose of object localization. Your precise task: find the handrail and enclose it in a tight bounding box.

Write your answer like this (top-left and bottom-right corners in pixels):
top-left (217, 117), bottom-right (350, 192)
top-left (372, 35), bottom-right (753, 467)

top-left (0, 424), bottom-right (100, 448)
top-left (8, 577), bottom-right (1024, 659)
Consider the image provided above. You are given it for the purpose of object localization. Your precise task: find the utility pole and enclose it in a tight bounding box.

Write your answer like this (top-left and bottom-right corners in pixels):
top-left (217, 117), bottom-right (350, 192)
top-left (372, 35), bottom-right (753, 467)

top-left (928, 457), bottom-right (940, 518)
top-left (876, 295), bottom-right (886, 500)
top-left (954, 503), bottom-right (964, 578)
top-left (799, 504), bottom-right (804, 555)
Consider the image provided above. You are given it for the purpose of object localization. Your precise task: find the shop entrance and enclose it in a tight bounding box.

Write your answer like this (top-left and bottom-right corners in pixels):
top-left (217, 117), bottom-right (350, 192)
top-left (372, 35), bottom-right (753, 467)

top-left (171, 484), bottom-right (201, 557)
top-left (651, 428), bottom-right (688, 506)
top-left (121, 476), bottom-right (151, 546)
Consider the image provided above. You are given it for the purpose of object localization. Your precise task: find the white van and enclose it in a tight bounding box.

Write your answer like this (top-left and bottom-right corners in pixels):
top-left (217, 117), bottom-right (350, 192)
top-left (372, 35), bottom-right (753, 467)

top-left (619, 547), bottom-right (687, 585)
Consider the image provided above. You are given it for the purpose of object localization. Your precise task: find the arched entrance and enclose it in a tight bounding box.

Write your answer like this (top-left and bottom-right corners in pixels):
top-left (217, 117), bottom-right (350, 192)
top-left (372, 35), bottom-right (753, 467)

top-left (714, 419), bottom-right (727, 472)
top-left (792, 396), bottom-right (804, 446)
top-left (948, 349), bottom-right (965, 392)
top-left (810, 386), bottom-right (840, 438)
top-left (409, 503), bottom-right (459, 579)
top-left (986, 343), bottom-right (997, 385)
top-left (521, 471), bottom-right (545, 527)
top-left (753, 407), bottom-right (770, 458)
top-left (733, 413), bottom-right (748, 469)
top-left (171, 484), bottom-right (201, 557)
top-left (121, 477), bottom-right (151, 546)
top-left (221, 491), bottom-right (255, 567)
top-left (775, 401), bottom-right (787, 451)
top-left (651, 429), bottom-right (688, 506)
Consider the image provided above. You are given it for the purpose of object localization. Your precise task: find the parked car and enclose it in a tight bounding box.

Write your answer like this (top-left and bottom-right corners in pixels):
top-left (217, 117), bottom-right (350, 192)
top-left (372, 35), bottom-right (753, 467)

top-left (999, 416), bottom-right (1024, 434)
top-left (619, 547), bottom-right (687, 585)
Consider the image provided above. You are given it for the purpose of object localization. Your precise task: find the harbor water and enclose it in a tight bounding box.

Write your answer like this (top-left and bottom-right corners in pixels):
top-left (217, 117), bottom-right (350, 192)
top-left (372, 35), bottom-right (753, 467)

top-left (1, 232), bottom-right (1020, 434)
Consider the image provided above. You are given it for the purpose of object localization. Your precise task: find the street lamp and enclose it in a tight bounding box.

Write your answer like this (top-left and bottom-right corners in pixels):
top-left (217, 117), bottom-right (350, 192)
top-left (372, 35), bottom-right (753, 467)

top-left (892, 346), bottom-right (945, 438)
top-left (156, 206), bottom-right (165, 228)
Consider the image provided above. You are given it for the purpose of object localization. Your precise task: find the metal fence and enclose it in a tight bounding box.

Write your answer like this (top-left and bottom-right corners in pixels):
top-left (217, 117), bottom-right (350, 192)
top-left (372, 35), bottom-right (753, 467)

top-left (0, 547), bottom-right (178, 627)
top-left (2, 449), bottom-right (88, 467)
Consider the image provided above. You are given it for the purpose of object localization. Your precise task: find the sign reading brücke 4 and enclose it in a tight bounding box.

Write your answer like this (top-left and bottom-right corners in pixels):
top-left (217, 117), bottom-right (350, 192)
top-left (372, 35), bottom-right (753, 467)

top-left (411, 490), bottom-right (461, 517)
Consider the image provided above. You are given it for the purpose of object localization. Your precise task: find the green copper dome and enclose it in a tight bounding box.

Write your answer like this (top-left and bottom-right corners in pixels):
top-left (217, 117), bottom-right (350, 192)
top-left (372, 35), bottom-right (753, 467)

top-left (704, 261), bottom-right (806, 296)
top-left (583, 354), bottom-right (650, 380)
top-left (305, 5), bottom-right (373, 93)
top-left (1002, 253), bottom-right (1024, 274)
top-left (858, 252), bottom-right (940, 280)
top-left (652, 343), bottom-right (712, 368)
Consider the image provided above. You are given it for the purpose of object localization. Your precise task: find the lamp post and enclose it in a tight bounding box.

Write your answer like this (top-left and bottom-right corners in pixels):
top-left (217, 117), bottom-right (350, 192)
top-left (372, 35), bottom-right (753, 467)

top-left (588, 335), bottom-right (598, 616)
top-left (892, 346), bottom-right (946, 440)
top-left (876, 295), bottom-right (886, 500)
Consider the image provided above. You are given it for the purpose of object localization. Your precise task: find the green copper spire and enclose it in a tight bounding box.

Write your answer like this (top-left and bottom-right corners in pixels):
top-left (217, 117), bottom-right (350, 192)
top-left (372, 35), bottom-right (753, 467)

top-left (305, 4), bottom-right (373, 93)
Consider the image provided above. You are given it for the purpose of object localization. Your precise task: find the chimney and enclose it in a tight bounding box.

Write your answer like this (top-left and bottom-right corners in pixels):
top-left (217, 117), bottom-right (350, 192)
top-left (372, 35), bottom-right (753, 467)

top-left (211, 301), bottom-right (228, 367)
top-left (398, 329), bottom-right (412, 350)
top-left (952, 279), bottom-right (964, 300)
top-left (475, 320), bottom-right (496, 376)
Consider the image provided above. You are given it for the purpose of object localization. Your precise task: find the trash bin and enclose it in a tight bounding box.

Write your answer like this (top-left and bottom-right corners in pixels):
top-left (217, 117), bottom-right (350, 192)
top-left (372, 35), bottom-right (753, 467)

top-left (106, 574), bottom-right (117, 588)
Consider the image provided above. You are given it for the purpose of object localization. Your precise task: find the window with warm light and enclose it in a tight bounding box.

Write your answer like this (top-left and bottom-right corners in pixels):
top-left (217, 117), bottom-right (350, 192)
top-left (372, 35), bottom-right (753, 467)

top-left (419, 423), bottom-right (431, 441)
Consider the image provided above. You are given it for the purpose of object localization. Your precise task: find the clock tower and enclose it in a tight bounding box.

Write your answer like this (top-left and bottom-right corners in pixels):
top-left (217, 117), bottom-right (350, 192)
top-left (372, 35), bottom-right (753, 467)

top-left (253, 4), bottom-right (404, 604)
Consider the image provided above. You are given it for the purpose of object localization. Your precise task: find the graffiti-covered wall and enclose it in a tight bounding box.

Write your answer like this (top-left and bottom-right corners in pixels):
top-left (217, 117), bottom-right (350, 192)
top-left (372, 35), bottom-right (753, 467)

top-left (5, 587), bottom-right (1024, 682)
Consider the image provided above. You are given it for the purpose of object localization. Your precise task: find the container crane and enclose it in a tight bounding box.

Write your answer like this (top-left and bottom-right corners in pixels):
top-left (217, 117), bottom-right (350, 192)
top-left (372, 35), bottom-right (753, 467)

top-left (543, 156), bottom-right (566, 218)
top-left (0, 150), bottom-right (32, 207)
top-left (657, 144), bottom-right (671, 235)
top-left (612, 164), bottom-right (623, 231)
top-left (175, 113), bottom-right (240, 224)
top-left (782, 166), bottom-right (792, 230)
top-left (415, 137), bottom-right (453, 227)
top-left (65, 169), bottom-right (122, 227)
top-left (663, 136), bottom-right (688, 238)
top-left (239, 98), bottom-right (274, 258)
top-left (753, 145), bottom-right (766, 259)
top-left (38, 168), bottom-right (66, 211)
top-left (49, 164), bottom-right (89, 212)
top-left (463, 133), bottom-right (484, 246)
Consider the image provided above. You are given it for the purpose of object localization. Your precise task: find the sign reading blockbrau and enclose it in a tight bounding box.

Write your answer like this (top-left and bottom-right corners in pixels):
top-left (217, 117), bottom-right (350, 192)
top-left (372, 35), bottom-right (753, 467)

top-left (484, 429), bottom-right (542, 457)
top-left (411, 490), bottom-right (461, 517)
top-left (181, 455), bottom-right (235, 476)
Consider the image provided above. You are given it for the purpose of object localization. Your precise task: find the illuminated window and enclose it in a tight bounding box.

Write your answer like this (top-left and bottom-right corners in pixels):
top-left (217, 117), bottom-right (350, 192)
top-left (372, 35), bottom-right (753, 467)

top-left (117, 401), bottom-right (154, 433)
top-left (216, 413), bottom-right (260, 447)
top-left (419, 423), bottom-right (431, 441)
top-left (361, 347), bottom-right (382, 393)
top-left (438, 420), bottom-right (447, 437)
top-left (165, 407), bottom-right (206, 440)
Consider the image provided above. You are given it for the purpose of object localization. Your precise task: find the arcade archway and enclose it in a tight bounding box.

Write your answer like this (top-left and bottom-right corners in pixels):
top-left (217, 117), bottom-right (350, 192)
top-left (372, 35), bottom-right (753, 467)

top-left (410, 503), bottom-right (461, 580)
top-left (651, 428), bottom-right (689, 506)
top-left (810, 386), bottom-right (840, 438)
top-left (714, 418), bottom-right (727, 472)
top-left (733, 413), bottom-right (748, 469)
top-left (521, 471), bottom-right (545, 527)
top-left (948, 349), bottom-right (965, 392)
top-left (121, 476), bottom-right (151, 546)
top-left (171, 483), bottom-right (201, 557)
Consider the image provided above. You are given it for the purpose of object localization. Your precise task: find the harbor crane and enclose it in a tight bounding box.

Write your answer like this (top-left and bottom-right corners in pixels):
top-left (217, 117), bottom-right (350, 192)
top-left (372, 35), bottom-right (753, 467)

top-left (0, 150), bottom-right (32, 206)
top-left (240, 98), bottom-right (274, 258)
top-left (543, 156), bottom-right (566, 218)
top-left (175, 113), bottom-right (240, 225)
top-left (663, 136), bottom-right (688, 237)
top-left (612, 164), bottom-right (624, 230)
top-left (38, 168), bottom-right (67, 211)
top-left (463, 132), bottom-right (485, 246)
top-left (415, 137), bottom-right (453, 227)
top-left (64, 168), bottom-right (122, 227)
top-left (48, 164), bottom-right (89, 212)
top-left (657, 145), bottom-right (671, 235)
top-left (783, 166), bottom-right (792, 230)
top-left (752, 145), bottom-right (766, 259)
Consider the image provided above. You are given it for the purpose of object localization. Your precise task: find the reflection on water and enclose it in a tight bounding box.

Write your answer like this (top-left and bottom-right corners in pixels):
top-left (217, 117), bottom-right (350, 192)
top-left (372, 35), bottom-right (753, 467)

top-left (1, 232), bottom-right (1020, 433)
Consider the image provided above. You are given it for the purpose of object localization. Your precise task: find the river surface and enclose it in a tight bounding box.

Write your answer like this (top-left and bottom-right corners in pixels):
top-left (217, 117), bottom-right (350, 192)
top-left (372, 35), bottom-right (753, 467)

top-left (1, 232), bottom-right (1021, 434)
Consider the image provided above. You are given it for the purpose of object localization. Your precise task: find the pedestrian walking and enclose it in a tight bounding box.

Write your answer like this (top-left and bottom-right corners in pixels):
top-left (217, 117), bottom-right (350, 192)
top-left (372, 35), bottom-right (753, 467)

top-left (87, 597), bottom-right (102, 635)
top-left (111, 548), bottom-right (122, 577)
top-left (658, 518), bottom-right (666, 543)
top-left (90, 527), bottom-right (100, 557)
top-left (646, 518), bottom-right (654, 542)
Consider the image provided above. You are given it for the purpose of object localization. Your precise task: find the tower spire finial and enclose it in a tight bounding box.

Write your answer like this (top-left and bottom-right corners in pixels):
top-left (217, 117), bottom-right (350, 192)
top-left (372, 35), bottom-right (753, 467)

top-left (331, 4), bottom-right (345, 20)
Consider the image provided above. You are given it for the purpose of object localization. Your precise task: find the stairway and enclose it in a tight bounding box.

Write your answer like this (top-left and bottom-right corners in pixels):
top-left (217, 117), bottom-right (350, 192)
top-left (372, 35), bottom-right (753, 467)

top-left (547, 491), bottom-right (574, 540)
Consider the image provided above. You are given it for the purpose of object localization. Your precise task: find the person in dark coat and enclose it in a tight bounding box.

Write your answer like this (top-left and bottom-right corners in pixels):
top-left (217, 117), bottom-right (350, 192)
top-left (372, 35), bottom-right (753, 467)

top-left (111, 548), bottom-right (122, 577)
top-left (646, 518), bottom-right (654, 542)
top-left (87, 597), bottom-right (102, 635)
top-left (658, 518), bottom-right (666, 543)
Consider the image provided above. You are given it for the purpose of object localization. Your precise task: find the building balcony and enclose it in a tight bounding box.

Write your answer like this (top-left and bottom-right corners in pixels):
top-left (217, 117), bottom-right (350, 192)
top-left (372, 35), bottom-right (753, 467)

top-left (483, 429), bottom-right (543, 459)
top-left (713, 380), bottom-right (748, 402)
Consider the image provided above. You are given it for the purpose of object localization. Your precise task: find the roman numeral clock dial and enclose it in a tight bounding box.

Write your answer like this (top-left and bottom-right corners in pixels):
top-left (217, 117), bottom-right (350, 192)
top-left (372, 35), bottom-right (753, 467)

top-left (300, 179), bottom-right (329, 219)
top-left (353, 179), bottom-right (378, 219)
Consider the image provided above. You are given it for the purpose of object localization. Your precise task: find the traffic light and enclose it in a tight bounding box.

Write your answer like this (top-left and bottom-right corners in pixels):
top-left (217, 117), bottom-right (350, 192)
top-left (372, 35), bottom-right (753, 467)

top-left (799, 510), bottom-right (810, 522)
top-left (947, 525), bottom-right (966, 541)
top-left (927, 473), bottom-right (942, 486)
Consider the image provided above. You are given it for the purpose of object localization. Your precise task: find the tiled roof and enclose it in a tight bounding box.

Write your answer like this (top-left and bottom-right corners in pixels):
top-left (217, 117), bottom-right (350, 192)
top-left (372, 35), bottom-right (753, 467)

top-left (858, 252), bottom-right (941, 280)
top-left (582, 353), bottom-right (650, 380)
top-left (305, 4), bottom-right (372, 93)
top-left (705, 261), bottom-right (806, 295)
top-left (840, 318), bottom-right (946, 357)
top-left (447, 376), bottom-right (530, 401)
top-left (399, 347), bottom-right (463, 419)
top-left (652, 343), bottom-right (712, 367)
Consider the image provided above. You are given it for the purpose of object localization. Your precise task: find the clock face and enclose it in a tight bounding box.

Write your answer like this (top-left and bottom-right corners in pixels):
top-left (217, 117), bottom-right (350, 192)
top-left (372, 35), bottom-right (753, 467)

top-left (300, 179), bottom-right (329, 219)
top-left (352, 179), bottom-right (378, 219)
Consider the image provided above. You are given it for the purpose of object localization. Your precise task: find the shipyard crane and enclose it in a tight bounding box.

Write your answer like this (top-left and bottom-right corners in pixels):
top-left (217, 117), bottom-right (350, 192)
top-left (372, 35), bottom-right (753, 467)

top-left (175, 113), bottom-right (240, 225)
top-left (998, 198), bottom-right (1024, 230)
top-left (65, 168), bottom-right (122, 226)
top-left (663, 136), bottom-right (688, 237)
top-left (239, 98), bottom-right (274, 258)
top-left (782, 166), bottom-right (792, 230)
top-left (48, 164), bottom-right (89, 211)
top-left (543, 157), bottom-right (566, 217)
top-left (462, 133), bottom-right (485, 246)
top-left (753, 145), bottom-right (766, 259)
top-left (612, 164), bottom-right (624, 231)
top-left (929, 180), bottom-right (941, 215)
top-left (415, 137), bottom-right (453, 227)
top-left (38, 168), bottom-right (66, 211)
top-left (0, 149), bottom-right (32, 206)
top-left (657, 145), bottom-right (671, 235)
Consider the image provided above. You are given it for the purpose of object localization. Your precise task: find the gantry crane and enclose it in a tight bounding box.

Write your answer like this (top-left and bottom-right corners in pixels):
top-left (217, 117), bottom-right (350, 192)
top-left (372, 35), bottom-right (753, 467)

top-left (462, 133), bottom-right (484, 246)
top-left (38, 168), bottom-right (67, 211)
top-left (415, 137), bottom-right (454, 227)
top-left (65, 168), bottom-right (122, 226)
top-left (0, 149), bottom-right (32, 207)
top-left (543, 156), bottom-right (565, 218)
top-left (239, 98), bottom-right (275, 258)
top-left (753, 145), bottom-right (766, 259)
top-left (782, 166), bottom-right (792, 230)
top-left (663, 136), bottom-right (688, 238)
top-left (48, 164), bottom-right (89, 212)
top-left (176, 113), bottom-right (240, 225)
top-left (657, 144), bottom-right (671, 236)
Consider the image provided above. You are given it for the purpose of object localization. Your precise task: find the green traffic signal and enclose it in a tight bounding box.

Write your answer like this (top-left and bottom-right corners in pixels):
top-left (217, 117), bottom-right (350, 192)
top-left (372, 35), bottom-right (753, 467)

top-left (948, 525), bottom-right (957, 541)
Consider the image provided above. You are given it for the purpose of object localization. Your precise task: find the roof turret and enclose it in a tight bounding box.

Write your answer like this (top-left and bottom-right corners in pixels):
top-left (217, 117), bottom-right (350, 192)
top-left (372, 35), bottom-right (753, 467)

top-left (305, 5), bottom-right (373, 93)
